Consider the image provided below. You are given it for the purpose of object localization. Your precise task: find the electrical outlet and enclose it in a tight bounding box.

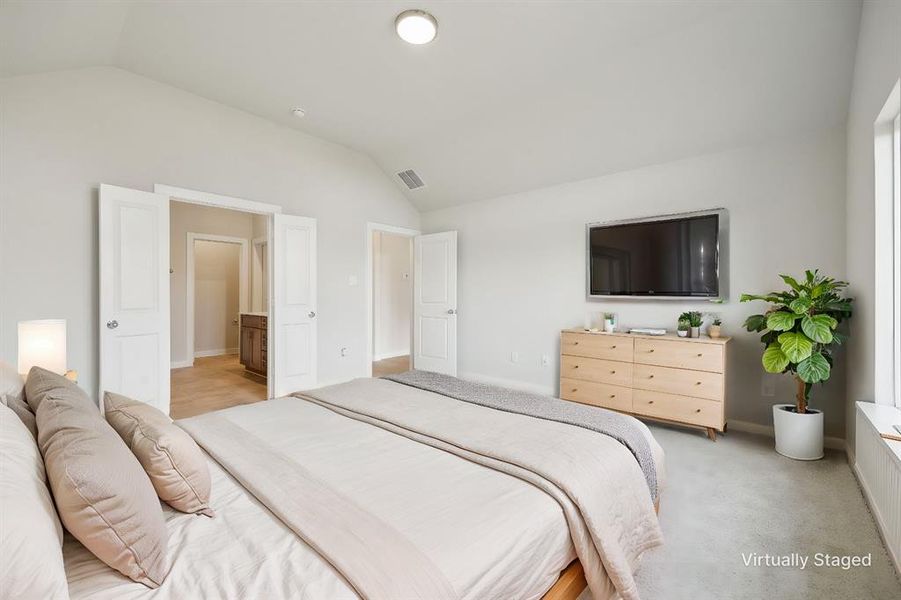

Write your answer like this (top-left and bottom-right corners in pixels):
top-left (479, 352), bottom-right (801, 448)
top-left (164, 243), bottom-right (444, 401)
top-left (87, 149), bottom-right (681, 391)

top-left (761, 373), bottom-right (776, 397)
top-left (340, 347), bottom-right (348, 358)
top-left (510, 351), bottom-right (519, 364)
top-left (540, 354), bottom-right (550, 367)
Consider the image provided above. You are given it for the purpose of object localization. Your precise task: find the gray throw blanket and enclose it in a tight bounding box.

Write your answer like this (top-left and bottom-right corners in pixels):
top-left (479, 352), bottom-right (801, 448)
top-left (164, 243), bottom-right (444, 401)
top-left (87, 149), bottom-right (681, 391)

top-left (385, 370), bottom-right (657, 499)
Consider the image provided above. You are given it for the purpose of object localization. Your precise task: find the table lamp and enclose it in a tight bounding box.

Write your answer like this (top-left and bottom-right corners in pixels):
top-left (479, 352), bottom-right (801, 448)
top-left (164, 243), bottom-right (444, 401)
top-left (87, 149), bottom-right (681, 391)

top-left (18, 319), bottom-right (77, 381)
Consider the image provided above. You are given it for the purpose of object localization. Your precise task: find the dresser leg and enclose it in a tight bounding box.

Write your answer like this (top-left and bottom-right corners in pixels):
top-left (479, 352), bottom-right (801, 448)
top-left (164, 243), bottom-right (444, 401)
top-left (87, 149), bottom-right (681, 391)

top-left (706, 427), bottom-right (717, 441)
top-left (723, 422), bottom-right (728, 433)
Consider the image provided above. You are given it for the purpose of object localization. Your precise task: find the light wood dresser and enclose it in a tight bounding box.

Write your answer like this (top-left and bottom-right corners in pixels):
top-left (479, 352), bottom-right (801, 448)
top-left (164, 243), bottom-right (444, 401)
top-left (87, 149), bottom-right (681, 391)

top-left (559, 329), bottom-right (730, 440)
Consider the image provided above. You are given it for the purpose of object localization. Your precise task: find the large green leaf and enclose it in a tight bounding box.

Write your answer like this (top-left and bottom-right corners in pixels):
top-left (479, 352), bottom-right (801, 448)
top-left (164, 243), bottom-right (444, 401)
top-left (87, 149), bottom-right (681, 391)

top-left (789, 297), bottom-right (811, 314)
top-left (740, 293), bottom-right (780, 303)
top-left (801, 314), bottom-right (837, 344)
top-left (780, 274), bottom-right (803, 291)
top-left (767, 311), bottom-right (799, 332)
top-left (831, 331), bottom-right (848, 346)
top-left (744, 314), bottom-right (767, 332)
top-left (797, 352), bottom-right (831, 384)
top-left (762, 344), bottom-right (790, 373)
top-left (778, 332), bottom-right (814, 363)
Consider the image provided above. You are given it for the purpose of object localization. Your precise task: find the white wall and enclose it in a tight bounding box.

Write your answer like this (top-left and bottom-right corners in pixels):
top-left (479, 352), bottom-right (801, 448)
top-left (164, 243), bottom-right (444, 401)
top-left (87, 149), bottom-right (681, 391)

top-left (845, 0), bottom-right (901, 448)
top-left (423, 128), bottom-right (848, 437)
top-left (193, 240), bottom-right (241, 356)
top-left (372, 232), bottom-right (412, 360)
top-left (0, 67), bottom-right (420, 398)
top-left (169, 201), bottom-right (254, 365)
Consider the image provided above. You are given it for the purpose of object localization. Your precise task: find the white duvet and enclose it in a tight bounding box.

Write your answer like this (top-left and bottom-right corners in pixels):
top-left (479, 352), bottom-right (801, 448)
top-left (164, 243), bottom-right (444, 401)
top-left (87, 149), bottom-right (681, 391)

top-left (64, 395), bottom-right (664, 599)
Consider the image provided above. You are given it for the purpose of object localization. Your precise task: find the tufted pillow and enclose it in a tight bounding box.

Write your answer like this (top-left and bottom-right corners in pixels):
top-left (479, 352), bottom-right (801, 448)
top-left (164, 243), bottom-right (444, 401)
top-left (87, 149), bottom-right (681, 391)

top-left (105, 391), bottom-right (214, 517)
top-left (26, 367), bottom-right (170, 587)
top-left (0, 359), bottom-right (35, 439)
top-left (0, 403), bottom-right (69, 599)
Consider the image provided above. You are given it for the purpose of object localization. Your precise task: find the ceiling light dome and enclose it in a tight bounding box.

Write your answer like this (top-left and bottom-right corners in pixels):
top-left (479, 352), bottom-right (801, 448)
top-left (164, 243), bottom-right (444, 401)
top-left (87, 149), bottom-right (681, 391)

top-left (395, 10), bottom-right (437, 45)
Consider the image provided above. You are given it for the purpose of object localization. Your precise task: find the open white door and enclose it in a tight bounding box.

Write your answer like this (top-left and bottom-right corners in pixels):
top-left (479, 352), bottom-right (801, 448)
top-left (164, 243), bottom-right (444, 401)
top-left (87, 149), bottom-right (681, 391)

top-left (99, 184), bottom-right (170, 413)
top-left (272, 214), bottom-right (317, 396)
top-left (413, 231), bottom-right (457, 375)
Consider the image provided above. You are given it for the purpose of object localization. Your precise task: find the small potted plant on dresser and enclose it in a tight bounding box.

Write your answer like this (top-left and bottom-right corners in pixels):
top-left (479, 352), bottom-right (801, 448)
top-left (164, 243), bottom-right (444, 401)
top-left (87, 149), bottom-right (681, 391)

top-left (708, 318), bottom-right (723, 338)
top-left (741, 270), bottom-right (852, 460)
top-left (603, 313), bottom-right (616, 333)
top-left (679, 311), bottom-right (703, 338)
top-left (677, 318), bottom-right (690, 337)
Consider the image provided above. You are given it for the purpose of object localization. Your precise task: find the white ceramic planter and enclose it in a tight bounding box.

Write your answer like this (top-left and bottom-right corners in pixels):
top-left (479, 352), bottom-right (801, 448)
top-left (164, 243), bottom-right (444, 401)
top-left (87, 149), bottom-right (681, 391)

top-left (604, 320), bottom-right (615, 333)
top-left (690, 326), bottom-right (700, 338)
top-left (772, 404), bottom-right (824, 460)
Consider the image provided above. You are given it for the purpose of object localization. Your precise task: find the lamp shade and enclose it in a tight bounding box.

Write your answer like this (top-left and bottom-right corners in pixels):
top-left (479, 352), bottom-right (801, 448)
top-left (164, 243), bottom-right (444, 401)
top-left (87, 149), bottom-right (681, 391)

top-left (18, 319), bottom-right (67, 375)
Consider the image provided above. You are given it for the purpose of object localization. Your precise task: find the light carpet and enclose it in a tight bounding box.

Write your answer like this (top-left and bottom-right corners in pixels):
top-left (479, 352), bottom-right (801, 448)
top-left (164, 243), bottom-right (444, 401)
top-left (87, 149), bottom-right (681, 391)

top-left (582, 424), bottom-right (900, 599)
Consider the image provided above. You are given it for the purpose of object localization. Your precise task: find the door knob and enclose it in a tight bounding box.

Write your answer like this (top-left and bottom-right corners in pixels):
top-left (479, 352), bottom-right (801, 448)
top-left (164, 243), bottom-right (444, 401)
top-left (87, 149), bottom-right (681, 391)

top-left (447, 309), bottom-right (457, 315)
top-left (308, 311), bottom-right (316, 318)
top-left (106, 320), bottom-right (118, 330)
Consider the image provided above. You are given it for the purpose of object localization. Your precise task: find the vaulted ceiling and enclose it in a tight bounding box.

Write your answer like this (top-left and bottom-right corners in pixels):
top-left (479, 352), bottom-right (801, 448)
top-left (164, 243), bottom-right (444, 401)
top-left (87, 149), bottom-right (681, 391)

top-left (1, 1), bottom-right (861, 211)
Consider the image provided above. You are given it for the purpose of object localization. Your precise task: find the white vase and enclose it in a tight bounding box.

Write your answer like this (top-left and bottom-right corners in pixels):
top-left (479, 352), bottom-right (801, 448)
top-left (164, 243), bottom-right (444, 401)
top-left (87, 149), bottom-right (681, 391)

top-left (604, 320), bottom-right (615, 333)
top-left (772, 404), bottom-right (824, 460)
top-left (690, 326), bottom-right (700, 338)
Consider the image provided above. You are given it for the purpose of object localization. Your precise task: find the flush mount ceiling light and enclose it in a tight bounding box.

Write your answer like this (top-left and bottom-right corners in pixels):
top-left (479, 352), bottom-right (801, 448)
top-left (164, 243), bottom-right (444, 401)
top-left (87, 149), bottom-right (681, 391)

top-left (395, 10), bottom-right (437, 45)
top-left (291, 107), bottom-right (306, 118)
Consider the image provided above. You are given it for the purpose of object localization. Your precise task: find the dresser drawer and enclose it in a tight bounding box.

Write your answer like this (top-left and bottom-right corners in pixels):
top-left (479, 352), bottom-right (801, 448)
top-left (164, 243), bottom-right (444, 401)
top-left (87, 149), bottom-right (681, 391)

top-left (633, 364), bottom-right (724, 401)
top-left (632, 389), bottom-right (724, 429)
top-left (241, 314), bottom-right (267, 330)
top-left (634, 339), bottom-right (724, 373)
top-left (560, 378), bottom-right (632, 412)
top-left (560, 355), bottom-right (633, 387)
top-left (561, 333), bottom-right (633, 362)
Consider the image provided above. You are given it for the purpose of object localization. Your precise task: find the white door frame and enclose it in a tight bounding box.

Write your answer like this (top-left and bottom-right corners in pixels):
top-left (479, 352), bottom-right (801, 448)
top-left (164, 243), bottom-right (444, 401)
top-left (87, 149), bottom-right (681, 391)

top-left (186, 233), bottom-right (249, 361)
top-left (154, 184), bottom-right (282, 400)
top-left (251, 236), bottom-right (268, 313)
top-left (365, 222), bottom-right (420, 377)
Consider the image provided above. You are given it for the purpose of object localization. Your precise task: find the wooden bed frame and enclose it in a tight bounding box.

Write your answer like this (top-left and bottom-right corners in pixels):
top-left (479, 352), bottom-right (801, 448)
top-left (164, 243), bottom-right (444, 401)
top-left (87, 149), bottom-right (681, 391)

top-left (541, 498), bottom-right (660, 600)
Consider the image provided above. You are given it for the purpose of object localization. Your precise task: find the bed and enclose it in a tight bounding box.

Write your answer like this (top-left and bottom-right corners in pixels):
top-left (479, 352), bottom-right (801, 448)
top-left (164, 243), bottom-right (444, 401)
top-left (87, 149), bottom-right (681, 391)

top-left (62, 375), bottom-right (665, 600)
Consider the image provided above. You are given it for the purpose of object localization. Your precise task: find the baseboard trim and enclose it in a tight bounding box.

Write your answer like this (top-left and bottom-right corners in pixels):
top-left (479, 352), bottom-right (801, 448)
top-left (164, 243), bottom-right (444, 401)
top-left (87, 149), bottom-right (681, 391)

top-left (194, 348), bottom-right (238, 358)
top-left (170, 359), bottom-right (194, 369)
top-left (373, 351), bottom-right (410, 362)
top-left (457, 371), bottom-right (555, 396)
top-left (728, 419), bottom-right (846, 451)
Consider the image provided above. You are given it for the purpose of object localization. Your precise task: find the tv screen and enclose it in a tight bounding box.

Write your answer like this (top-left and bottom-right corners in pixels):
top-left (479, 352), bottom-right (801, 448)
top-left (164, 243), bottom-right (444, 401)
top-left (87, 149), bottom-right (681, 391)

top-left (588, 213), bottom-right (720, 297)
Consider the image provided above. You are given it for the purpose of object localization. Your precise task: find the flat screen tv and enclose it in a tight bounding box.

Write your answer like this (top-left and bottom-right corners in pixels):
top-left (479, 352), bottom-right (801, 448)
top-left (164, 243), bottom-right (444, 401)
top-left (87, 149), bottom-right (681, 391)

top-left (588, 211), bottom-right (721, 298)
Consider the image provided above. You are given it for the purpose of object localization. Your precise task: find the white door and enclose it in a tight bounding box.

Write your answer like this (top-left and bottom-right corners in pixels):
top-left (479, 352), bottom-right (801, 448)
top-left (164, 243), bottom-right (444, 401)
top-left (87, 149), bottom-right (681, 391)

top-left (272, 214), bottom-right (317, 396)
top-left (99, 184), bottom-right (170, 413)
top-left (413, 231), bottom-right (457, 375)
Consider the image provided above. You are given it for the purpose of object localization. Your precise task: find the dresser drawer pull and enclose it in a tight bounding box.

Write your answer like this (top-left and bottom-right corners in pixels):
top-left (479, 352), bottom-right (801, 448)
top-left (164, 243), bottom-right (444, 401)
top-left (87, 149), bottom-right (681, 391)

top-left (648, 374), bottom-right (654, 379)
top-left (571, 388), bottom-right (578, 393)
top-left (610, 370), bottom-right (616, 374)
top-left (648, 349), bottom-right (655, 353)
top-left (696, 381), bottom-right (702, 385)
top-left (611, 345), bottom-right (617, 349)
top-left (695, 408), bottom-right (702, 413)
top-left (573, 365), bottom-right (579, 369)
top-left (648, 400), bottom-right (654, 404)
top-left (609, 394), bottom-right (616, 398)
top-left (697, 353), bottom-right (703, 357)
top-left (573, 341), bottom-right (579, 345)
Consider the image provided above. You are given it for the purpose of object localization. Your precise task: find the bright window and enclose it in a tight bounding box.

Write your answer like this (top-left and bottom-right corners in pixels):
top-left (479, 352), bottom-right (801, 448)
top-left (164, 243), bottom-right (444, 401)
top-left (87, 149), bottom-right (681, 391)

top-left (893, 112), bottom-right (900, 408)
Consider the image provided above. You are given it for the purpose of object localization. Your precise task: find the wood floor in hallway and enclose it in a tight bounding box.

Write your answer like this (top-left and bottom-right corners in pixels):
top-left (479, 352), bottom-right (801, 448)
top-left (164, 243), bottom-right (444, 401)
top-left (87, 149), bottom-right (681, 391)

top-left (170, 354), bottom-right (267, 420)
top-left (372, 355), bottom-right (411, 377)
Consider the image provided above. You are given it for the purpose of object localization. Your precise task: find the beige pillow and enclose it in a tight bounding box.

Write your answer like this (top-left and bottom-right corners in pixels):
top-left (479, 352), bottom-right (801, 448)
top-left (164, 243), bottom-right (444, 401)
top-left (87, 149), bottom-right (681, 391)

top-left (0, 359), bottom-right (36, 439)
top-left (26, 368), bottom-right (170, 588)
top-left (105, 392), bottom-right (214, 517)
top-left (0, 403), bottom-right (69, 599)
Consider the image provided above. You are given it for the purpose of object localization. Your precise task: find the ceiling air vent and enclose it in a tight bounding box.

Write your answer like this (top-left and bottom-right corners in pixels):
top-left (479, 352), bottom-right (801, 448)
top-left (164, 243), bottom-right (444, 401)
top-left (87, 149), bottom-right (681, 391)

top-left (397, 169), bottom-right (425, 190)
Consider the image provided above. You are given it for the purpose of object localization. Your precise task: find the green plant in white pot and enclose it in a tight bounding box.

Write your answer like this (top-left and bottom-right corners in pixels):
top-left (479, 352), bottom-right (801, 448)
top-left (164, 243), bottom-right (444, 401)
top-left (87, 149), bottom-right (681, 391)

top-left (741, 270), bottom-right (852, 460)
